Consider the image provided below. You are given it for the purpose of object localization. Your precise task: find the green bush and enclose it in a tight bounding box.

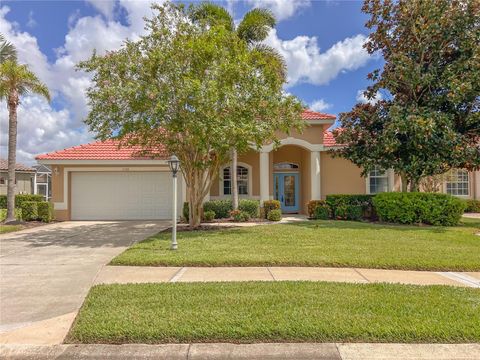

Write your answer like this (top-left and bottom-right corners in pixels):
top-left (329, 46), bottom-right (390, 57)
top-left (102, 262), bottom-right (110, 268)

top-left (313, 205), bottom-right (330, 220)
top-left (20, 201), bottom-right (39, 221)
top-left (37, 202), bottom-right (54, 223)
top-left (464, 199), bottom-right (480, 213)
top-left (307, 200), bottom-right (326, 218)
top-left (238, 199), bottom-right (260, 218)
top-left (203, 200), bottom-right (233, 219)
top-left (0, 194), bottom-right (44, 209)
top-left (0, 208), bottom-right (22, 221)
top-left (267, 209), bottom-right (282, 221)
top-left (334, 205), bottom-right (362, 221)
top-left (182, 202), bottom-right (189, 221)
top-left (373, 192), bottom-right (465, 226)
top-left (263, 200), bottom-right (281, 219)
top-left (203, 210), bottom-right (215, 222)
top-left (326, 194), bottom-right (375, 219)
top-left (230, 210), bottom-right (250, 222)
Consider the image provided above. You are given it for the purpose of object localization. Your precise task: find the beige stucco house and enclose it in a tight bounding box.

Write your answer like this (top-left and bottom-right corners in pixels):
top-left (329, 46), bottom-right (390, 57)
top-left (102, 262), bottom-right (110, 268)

top-left (0, 159), bottom-right (36, 196)
top-left (36, 110), bottom-right (480, 221)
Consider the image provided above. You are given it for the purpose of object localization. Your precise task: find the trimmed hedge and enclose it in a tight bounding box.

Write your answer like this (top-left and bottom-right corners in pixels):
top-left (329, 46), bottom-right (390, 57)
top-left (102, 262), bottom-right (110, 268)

top-left (464, 199), bottom-right (480, 213)
top-left (335, 205), bottom-right (363, 221)
top-left (0, 194), bottom-right (44, 209)
top-left (238, 199), bottom-right (260, 218)
top-left (326, 194), bottom-right (375, 219)
top-left (263, 200), bottom-right (281, 219)
top-left (307, 200), bottom-right (326, 218)
top-left (0, 208), bottom-right (22, 221)
top-left (373, 192), bottom-right (465, 226)
top-left (231, 210), bottom-right (250, 222)
top-left (203, 210), bottom-right (215, 222)
top-left (313, 205), bottom-right (330, 220)
top-left (21, 201), bottom-right (39, 221)
top-left (203, 200), bottom-right (233, 219)
top-left (37, 202), bottom-right (54, 223)
top-left (267, 209), bottom-right (282, 221)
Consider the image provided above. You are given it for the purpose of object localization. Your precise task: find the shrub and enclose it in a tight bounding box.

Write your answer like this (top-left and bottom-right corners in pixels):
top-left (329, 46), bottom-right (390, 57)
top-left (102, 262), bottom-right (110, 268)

top-left (238, 199), bottom-right (260, 218)
top-left (37, 202), bottom-right (54, 223)
top-left (0, 208), bottom-right (22, 221)
top-left (335, 205), bottom-right (362, 221)
top-left (182, 202), bottom-right (189, 221)
top-left (313, 205), bottom-right (330, 220)
top-left (263, 200), bottom-right (280, 219)
top-left (203, 200), bottom-right (233, 219)
top-left (464, 199), bottom-right (480, 213)
top-left (307, 200), bottom-right (326, 218)
top-left (373, 192), bottom-right (465, 226)
top-left (0, 194), bottom-right (44, 209)
top-left (230, 210), bottom-right (250, 222)
top-left (20, 201), bottom-right (39, 221)
top-left (326, 194), bottom-right (375, 219)
top-left (203, 210), bottom-right (215, 222)
top-left (267, 209), bottom-right (282, 221)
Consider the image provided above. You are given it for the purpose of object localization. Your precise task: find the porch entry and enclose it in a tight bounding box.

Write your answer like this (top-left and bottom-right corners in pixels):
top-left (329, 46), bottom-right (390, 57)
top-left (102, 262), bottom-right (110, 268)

top-left (273, 173), bottom-right (300, 213)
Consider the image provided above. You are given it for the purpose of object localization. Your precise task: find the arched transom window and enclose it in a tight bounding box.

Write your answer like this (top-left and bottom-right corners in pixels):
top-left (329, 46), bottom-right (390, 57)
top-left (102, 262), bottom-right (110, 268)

top-left (223, 166), bottom-right (249, 195)
top-left (273, 162), bottom-right (299, 170)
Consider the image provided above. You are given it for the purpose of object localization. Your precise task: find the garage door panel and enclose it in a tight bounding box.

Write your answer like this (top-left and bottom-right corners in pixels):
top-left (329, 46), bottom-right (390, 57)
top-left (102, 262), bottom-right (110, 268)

top-left (71, 171), bottom-right (179, 220)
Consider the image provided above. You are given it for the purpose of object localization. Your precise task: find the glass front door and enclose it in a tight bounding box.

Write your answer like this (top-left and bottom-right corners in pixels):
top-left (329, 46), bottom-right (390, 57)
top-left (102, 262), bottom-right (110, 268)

top-left (273, 173), bottom-right (299, 213)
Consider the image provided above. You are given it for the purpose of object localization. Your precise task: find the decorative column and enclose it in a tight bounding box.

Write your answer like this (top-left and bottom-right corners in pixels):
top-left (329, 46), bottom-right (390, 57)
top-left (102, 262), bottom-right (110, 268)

top-left (259, 151), bottom-right (270, 204)
top-left (387, 169), bottom-right (395, 192)
top-left (475, 171), bottom-right (480, 200)
top-left (310, 151), bottom-right (321, 200)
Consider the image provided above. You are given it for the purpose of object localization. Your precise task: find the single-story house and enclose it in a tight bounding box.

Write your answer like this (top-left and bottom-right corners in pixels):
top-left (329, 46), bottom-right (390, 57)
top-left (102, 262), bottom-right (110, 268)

top-left (36, 110), bottom-right (480, 221)
top-left (0, 159), bottom-right (36, 195)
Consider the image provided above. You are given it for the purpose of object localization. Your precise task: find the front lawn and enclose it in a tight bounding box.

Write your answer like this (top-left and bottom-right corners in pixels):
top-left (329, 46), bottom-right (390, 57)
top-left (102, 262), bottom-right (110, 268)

top-left (111, 219), bottom-right (480, 271)
top-left (0, 224), bottom-right (23, 234)
top-left (67, 281), bottom-right (480, 344)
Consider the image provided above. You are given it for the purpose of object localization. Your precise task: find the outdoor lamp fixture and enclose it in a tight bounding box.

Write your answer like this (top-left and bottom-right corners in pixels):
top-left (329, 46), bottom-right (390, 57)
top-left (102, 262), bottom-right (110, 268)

top-left (167, 155), bottom-right (180, 250)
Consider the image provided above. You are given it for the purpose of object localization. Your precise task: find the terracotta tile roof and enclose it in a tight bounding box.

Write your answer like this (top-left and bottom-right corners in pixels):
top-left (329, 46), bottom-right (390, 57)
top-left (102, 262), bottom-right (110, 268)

top-left (0, 159), bottom-right (36, 172)
top-left (301, 109), bottom-right (336, 120)
top-left (36, 139), bottom-right (167, 161)
top-left (323, 130), bottom-right (341, 147)
top-left (37, 109), bottom-right (337, 161)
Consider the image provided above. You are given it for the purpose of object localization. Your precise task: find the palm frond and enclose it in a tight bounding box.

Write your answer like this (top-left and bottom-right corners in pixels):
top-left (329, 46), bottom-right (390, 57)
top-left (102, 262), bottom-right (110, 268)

top-left (189, 2), bottom-right (234, 31)
top-left (0, 60), bottom-right (50, 101)
top-left (251, 44), bottom-right (287, 82)
top-left (0, 33), bottom-right (17, 63)
top-left (237, 8), bottom-right (275, 44)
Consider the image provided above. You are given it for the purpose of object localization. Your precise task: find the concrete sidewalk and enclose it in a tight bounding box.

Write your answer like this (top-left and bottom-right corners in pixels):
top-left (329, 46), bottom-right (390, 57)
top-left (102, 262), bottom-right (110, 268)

top-left (95, 265), bottom-right (480, 288)
top-left (2, 343), bottom-right (479, 360)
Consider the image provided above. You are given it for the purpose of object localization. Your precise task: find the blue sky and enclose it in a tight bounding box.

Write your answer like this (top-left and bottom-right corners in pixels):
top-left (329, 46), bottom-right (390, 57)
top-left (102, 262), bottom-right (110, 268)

top-left (0, 0), bottom-right (383, 164)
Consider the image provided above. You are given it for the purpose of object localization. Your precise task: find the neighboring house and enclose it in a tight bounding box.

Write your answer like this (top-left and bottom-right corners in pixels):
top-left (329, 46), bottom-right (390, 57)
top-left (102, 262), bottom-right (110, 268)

top-left (36, 110), bottom-right (480, 221)
top-left (0, 159), bottom-right (36, 195)
top-left (32, 164), bottom-right (52, 201)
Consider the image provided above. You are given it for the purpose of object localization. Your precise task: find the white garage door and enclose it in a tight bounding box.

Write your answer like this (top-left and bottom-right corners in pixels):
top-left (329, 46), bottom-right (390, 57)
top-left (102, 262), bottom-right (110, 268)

top-left (71, 171), bottom-right (180, 220)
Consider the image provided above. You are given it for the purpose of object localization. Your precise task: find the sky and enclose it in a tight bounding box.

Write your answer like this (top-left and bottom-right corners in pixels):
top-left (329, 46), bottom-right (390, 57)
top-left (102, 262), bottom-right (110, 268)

top-left (0, 0), bottom-right (384, 165)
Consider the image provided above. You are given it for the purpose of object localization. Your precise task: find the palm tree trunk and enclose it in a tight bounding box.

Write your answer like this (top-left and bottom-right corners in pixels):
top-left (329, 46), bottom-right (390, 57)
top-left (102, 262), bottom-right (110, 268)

top-left (231, 147), bottom-right (238, 210)
top-left (6, 93), bottom-right (18, 223)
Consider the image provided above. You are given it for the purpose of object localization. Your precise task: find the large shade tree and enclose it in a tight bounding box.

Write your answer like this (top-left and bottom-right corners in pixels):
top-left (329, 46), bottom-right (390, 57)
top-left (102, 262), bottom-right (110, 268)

top-left (190, 3), bottom-right (288, 211)
top-left (333, 0), bottom-right (480, 191)
top-left (79, 2), bottom-right (303, 227)
top-left (0, 56), bottom-right (50, 222)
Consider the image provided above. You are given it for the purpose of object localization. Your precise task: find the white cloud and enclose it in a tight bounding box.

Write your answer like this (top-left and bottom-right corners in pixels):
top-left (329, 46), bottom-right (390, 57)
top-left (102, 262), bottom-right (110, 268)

top-left (245, 0), bottom-right (310, 21)
top-left (265, 30), bottom-right (373, 87)
top-left (26, 10), bottom-right (36, 28)
top-left (356, 89), bottom-right (383, 105)
top-left (85, 0), bottom-right (116, 20)
top-left (310, 99), bottom-right (332, 112)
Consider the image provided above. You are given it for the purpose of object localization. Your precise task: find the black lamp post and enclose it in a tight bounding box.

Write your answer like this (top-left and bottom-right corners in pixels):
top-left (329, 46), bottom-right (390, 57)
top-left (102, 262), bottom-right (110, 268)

top-left (167, 155), bottom-right (180, 250)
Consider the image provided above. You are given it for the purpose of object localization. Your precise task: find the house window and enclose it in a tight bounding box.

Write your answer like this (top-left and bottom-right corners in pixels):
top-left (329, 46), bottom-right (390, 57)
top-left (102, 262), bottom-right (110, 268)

top-left (369, 166), bottom-right (389, 194)
top-left (223, 166), bottom-right (249, 195)
top-left (446, 169), bottom-right (469, 196)
top-left (0, 177), bottom-right (4, 185)
top-left (274, 162), bottom-right (299, 170)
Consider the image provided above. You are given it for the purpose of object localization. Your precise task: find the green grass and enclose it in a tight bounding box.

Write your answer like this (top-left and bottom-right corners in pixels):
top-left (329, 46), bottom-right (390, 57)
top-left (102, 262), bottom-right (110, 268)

top-left (66, 281), bottom-right (480, 344)
top-left (111, 219), bottom-right (480, 271)
top-left (0, 224), bottom-right (23, 234)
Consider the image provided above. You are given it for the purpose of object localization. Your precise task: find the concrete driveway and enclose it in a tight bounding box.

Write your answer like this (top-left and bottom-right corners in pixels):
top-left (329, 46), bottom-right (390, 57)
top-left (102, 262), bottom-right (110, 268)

top-left (0, 220), bottom-right (169, 343)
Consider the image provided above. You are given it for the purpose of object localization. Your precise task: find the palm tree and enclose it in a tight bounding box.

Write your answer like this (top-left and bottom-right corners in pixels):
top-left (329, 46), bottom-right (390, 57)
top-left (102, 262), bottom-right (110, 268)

top-left (0, 34), bottom-right (17, 63)
top-left (190, 4), bottom-right (286, 211)
top-left (0, 60), bottom-right (50, 222)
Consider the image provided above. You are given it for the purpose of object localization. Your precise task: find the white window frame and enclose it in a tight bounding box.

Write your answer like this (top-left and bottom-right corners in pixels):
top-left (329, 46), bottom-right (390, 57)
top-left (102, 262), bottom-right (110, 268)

top-left (366, 167), bottom-right (394, 194)
top-left (219, 162), bottom-right (252, 197)
top-left (445, 169), bottom-right (470, 197)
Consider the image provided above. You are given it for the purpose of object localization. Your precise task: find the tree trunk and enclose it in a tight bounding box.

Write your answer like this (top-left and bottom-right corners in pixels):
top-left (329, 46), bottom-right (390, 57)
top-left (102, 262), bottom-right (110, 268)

top-left (409, 178), bottom-right (420, 192)
top-left (231, 147), bottom-right (238, 210)
top-left (6, 93), bottom-right (18, 223)
top-left (400, 172), bottom-right (408, 192)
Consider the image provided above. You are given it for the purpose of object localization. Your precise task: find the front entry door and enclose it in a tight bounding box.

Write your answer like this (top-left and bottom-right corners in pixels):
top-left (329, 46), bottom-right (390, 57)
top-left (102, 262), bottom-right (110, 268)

top-left (274, 173), bottom-right (300, 213)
